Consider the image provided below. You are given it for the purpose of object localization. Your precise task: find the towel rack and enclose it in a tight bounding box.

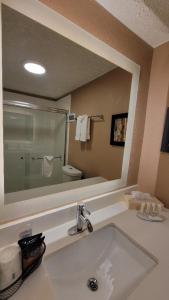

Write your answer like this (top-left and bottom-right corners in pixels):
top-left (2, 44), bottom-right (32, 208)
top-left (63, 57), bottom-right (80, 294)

top-left (19, 156), bottom-right (63, 161)
top-left (75, 114), bottom-right (104, 121)
top-left (31, 156), bottom-right (63, 161)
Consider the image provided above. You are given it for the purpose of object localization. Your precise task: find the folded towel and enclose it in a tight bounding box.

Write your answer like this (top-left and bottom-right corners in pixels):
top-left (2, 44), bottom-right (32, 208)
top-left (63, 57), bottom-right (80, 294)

top-left (75, 114), bottom-right (90, 142)
top-left (86, 117), bottom-right (90, 140)
top-left (75, 116), bottom-right (83, 141)
top-left (42, 156), bottom-right (54, 177)
top-left (80, 115), bottom-right (88, 142)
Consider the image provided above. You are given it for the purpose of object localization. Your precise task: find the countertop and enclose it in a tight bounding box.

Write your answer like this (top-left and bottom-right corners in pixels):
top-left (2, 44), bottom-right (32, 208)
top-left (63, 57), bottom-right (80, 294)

top-left (10, 203), bottom-right (169, 300)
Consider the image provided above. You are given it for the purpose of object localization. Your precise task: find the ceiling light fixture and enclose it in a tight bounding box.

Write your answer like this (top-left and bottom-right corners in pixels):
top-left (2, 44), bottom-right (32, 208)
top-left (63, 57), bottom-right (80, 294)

top-left (24, 62), bottom-right (46, 75)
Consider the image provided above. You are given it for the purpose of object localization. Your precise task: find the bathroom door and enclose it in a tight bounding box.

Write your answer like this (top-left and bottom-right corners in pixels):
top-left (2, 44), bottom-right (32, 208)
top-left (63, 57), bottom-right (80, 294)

top-left (3, 105), bottom-right (67, 193)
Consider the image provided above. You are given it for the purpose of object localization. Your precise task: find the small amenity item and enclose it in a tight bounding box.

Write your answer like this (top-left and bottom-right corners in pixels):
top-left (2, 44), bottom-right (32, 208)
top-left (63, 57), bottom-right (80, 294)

top-left (124, 191), bottom-right (164, 211)
top-left (129, 192), bottom-right (165, 222)
top-left (137, 202), bottom-right (165, 222)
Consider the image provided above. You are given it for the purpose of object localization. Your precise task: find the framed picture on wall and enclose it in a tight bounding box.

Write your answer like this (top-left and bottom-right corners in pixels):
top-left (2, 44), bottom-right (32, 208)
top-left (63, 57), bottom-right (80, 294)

top-left (161, 107), bottom-right (169, 153)
top-left (110, 113), bottom-right (128, 146)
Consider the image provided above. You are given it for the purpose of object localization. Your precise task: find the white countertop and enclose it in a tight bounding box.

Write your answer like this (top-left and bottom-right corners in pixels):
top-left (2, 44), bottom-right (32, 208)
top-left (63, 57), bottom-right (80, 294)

top-left (10, 203), bottom-right (169, 300)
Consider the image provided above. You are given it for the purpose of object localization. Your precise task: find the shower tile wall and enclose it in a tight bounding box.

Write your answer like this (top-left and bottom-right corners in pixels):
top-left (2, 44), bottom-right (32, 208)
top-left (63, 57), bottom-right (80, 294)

top-left (3, 106), bottom-right (66, 193)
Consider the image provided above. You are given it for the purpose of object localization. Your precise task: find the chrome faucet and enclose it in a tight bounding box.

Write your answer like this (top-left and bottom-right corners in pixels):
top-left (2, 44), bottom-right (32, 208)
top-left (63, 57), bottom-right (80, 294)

top-left (68, 204), bottom-right (93, 236)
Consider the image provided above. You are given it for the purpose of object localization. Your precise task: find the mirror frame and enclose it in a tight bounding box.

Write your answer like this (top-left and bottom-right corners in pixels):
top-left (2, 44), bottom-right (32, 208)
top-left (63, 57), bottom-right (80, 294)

top-left (0, 0), bottom-right (140, 224)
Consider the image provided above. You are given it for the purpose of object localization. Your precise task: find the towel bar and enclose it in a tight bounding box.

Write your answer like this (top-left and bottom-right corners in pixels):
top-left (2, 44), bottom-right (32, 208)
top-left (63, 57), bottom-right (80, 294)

top-left (19, 156), bottom-right (63, 161)
top-left (32, 156), bottom-right (62, 160)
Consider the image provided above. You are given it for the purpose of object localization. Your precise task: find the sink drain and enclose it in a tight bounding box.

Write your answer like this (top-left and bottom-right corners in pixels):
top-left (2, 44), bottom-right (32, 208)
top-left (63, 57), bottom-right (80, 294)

top-left (87, 278), bottom-right (98, 291)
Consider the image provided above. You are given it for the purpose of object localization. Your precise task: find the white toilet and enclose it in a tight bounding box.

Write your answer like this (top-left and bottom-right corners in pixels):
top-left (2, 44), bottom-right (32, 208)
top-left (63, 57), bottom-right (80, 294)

top-left (62, 165), bottom-right (82, 182)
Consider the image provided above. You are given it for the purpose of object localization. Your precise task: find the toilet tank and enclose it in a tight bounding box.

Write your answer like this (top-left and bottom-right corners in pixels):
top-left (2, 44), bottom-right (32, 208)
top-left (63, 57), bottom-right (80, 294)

top-left (62, 165), bottom-right (82, 182)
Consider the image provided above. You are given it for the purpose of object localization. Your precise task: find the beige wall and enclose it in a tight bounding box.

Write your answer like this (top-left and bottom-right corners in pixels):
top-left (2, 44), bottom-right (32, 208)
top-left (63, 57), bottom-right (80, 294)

top-left (138, 42), bottom-right (169, 199)
top-left (40, 0), bottom-right (153, 185)
top-left (69, 68), bottom-right (132, 180)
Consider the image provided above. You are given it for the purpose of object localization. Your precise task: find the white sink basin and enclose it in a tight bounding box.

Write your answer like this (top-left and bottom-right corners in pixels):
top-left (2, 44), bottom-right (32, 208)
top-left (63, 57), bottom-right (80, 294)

top-left (45, 225), bottom-right (156, 300)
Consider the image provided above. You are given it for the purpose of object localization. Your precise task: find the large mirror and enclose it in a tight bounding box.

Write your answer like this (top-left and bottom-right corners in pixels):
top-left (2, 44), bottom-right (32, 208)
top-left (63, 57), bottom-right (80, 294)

top-left (2, 5), bottom-right (133, 204)
top-left (0, 0), bottom-right (139, 219)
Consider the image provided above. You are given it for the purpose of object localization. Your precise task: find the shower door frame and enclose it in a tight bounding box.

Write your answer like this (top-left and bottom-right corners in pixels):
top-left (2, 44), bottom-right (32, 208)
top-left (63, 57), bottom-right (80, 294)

top-left (3, 100), bottom-right (68, 192)
top-left (4, 100), bottom-right (69, 115)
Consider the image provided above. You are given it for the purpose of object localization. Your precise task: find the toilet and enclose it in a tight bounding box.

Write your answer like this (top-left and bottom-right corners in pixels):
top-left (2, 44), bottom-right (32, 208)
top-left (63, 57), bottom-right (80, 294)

top-left (62, 165), bottom-right (82, 182)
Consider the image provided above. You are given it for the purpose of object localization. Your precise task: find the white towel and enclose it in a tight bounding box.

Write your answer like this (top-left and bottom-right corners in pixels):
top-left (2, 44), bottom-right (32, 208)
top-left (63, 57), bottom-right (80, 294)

top-left (75, 114), bottom-right (90, 142)
top-left (42, 156), bottom-right (54, 177)
top-left (75, 116), bottom-right (83, 141)
top-left (86, 117), bottom-right (90, 140)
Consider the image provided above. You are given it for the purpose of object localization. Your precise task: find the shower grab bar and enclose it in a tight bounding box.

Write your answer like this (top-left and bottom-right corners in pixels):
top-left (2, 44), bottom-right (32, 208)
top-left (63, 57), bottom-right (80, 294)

top-left (20, 156), bottom-right (63, 161)
top-left (32, 156), bottom-right (63, 161)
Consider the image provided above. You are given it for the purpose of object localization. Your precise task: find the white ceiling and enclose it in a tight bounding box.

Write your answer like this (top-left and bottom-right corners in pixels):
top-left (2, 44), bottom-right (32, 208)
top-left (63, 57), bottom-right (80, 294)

top-left (96, 0), bottom-right (169, 47)
top-left (2, 5), bottom-right (116, 99)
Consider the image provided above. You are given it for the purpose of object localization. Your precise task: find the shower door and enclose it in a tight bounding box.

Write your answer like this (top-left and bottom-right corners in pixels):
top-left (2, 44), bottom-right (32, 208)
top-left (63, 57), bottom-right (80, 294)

top-left (3, 105), bottom-right (67, 193)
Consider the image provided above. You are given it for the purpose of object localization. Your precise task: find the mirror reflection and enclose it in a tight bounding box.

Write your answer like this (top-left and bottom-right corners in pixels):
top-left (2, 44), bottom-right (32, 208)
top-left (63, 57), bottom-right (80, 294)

top-left (2, 5), bottom-right (132, 203)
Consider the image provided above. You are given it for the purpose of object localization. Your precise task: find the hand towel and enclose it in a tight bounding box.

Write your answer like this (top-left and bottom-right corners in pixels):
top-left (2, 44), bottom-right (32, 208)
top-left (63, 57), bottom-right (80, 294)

top-left (75, 115), bottom-right (90, 142)
top-left (75, 116), bottom-right (83, 141)
top-left (86, 117), bottom-right (90, 140)
top-left (42, 156), bottom-right (54, 177)
top-left (80, 115), bottom-right (88, 142)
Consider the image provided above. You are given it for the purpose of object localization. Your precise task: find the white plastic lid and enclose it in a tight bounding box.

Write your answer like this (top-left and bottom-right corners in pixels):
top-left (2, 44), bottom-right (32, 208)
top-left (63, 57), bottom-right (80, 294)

top-left (0, 245), bottom-right (20, 264)
top-left (62, 165), bottom-right (82, 177)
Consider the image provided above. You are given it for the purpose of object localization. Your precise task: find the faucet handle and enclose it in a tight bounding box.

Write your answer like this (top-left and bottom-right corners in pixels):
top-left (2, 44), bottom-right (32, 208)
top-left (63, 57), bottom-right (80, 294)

top-left (78, 203), bottom-right (91, 215)
top-left (82, 204), bottom-right (91, 216)
top-left (85, 207), bottom-right (91, 215)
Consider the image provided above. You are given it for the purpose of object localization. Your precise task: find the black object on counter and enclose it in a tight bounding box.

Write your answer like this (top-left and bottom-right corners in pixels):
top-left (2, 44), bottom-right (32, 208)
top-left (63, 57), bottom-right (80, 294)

top-left (0, 233), bottom-right (46, 300)
top-left (18, 233), bottom-right (46, 279)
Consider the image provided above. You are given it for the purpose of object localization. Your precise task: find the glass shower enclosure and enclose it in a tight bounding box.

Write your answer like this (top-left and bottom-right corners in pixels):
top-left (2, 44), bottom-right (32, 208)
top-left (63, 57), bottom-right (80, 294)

top-left (3, 101), bottom-right (67, 194)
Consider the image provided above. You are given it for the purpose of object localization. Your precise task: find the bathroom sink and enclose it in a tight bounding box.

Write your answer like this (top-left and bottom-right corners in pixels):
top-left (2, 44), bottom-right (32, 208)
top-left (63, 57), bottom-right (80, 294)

top-left (45, 225), bottom-right (156, 300)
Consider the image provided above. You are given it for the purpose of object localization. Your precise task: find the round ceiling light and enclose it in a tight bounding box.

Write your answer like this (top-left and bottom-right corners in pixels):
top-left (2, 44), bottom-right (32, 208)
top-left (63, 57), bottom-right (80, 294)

top-left (24, 62), bottom-right (46, 75)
